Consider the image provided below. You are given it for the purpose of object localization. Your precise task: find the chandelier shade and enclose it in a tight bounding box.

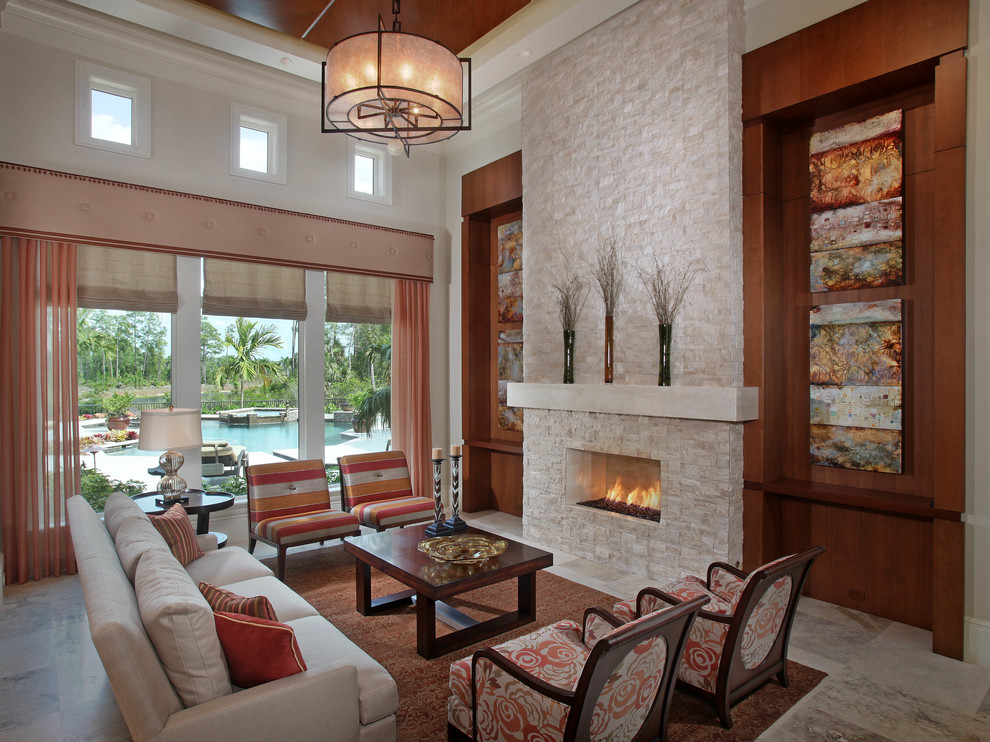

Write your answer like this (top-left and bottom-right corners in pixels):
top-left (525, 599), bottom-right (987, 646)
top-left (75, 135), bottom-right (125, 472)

top-left (322, 22), bottom-right (470, 154)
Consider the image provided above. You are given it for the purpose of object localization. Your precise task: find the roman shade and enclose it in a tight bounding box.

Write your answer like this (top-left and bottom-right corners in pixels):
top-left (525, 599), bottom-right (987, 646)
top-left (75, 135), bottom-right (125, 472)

top-left (326, 272), bottom-right (392, 324)
top-left (77, 245), bottom-right (178, 312)
top-left (203, 258), bottom-right (306, 320)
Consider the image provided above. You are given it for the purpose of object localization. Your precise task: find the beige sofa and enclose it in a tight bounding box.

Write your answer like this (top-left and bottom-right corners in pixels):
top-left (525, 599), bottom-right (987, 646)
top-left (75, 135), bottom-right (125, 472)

top-left (68, 493), bottom-right (397, 742)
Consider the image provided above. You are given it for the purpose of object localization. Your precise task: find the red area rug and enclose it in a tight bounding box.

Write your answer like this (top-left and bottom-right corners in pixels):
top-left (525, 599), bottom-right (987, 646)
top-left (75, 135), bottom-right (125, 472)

top-left (266, 547), bottom-right (825, 741)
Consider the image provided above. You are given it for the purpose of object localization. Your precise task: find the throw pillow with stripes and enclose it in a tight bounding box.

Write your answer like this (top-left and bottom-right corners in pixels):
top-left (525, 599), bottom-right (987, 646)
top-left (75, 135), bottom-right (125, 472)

top-left (198, 582), bottom-right (277, 621)
top-left (148, 503), bottom-right (205, 565)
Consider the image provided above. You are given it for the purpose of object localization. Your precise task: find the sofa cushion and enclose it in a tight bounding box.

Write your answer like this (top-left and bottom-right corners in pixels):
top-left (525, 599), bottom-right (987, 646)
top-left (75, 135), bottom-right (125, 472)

top-left (104, 491), bottom-right (150, 540)
top-left (289, 615), bottom-right (398, 725)
top-left (149, 504), bottom-right (205, 565)
top-left (217, 575), bottom-right (320, 623)
top-left (214, 611), bottom-right (307, 688)
top-left (114, 513), bottom-right (173, 583)
top-left (199, 582), bottom-right (276, 621)
top-left (184, 546), bottom-right (274, 586)
top-left (134, 548), bottom-right (232, 707)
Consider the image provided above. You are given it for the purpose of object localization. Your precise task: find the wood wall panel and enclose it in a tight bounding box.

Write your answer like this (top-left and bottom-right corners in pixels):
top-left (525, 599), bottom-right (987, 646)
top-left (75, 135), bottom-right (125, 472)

top-left (461, 153), bottom-right (524, 515)
top-left (742, 0), bottom-right (967, 121)
top-left (742, 0), bottom-right (966, 657)
top-left (779, 498), bottom-right (934, 629)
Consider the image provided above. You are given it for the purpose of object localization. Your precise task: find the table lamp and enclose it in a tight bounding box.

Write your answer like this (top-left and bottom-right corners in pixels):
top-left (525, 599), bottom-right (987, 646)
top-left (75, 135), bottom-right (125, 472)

top-left (137, 407), bottom-right (202, 504)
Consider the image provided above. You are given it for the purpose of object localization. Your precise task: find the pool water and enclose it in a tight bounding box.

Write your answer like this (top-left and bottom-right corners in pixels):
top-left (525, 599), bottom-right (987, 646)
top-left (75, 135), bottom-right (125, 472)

top-left (107, 419), bottom-right (389, 456)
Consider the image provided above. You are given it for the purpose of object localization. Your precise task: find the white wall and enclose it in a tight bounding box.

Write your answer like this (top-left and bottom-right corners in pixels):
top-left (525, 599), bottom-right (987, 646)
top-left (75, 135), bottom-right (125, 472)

top-left (0, 0), bottom-right (452, 468)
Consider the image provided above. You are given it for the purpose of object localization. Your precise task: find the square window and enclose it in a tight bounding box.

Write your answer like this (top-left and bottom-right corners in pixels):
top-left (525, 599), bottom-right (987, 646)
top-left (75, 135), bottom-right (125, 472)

top-left (230, 104), bottom-right (286, 184)
top-left (347, 140), bottom-right (391, 205)
top-left (91, 90), bottom-right (132, 145)
top-left (353, 154), bottom-right (375, 195)
top-left (239, 126), bottom-right (269, 172)
top-left (75, 62), bottom-right (150, 158)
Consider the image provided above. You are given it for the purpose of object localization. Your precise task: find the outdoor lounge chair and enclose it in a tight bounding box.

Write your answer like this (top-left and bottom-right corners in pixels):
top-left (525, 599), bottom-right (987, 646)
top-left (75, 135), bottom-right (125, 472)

top-left (201, 440), bottom-right (247, 477)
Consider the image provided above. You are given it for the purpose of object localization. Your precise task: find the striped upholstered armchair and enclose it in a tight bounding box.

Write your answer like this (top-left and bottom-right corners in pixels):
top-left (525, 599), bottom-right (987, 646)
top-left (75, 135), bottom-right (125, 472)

top-left (336, 450), bottom-right (435, 531)
top-left (245, 458), bottom-right (360, 580)
top-left (610, 546), bottom-right (825, 729)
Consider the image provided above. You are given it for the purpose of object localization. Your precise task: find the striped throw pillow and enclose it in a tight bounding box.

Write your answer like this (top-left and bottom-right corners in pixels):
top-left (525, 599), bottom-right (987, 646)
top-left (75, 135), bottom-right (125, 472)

top-left (149, 503), bottom-right (205, 565)
top-left (198, 582), bottom-right (277, 621)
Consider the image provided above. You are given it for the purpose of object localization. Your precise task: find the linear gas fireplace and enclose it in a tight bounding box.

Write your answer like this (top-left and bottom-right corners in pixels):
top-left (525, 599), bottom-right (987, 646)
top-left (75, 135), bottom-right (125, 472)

top-left (566, 448), bottom-right (662, 522)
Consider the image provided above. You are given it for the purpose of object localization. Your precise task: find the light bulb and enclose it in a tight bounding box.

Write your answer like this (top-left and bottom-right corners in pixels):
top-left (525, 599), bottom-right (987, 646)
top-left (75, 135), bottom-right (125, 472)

top-left (387, 138), bottom-right (405, 157)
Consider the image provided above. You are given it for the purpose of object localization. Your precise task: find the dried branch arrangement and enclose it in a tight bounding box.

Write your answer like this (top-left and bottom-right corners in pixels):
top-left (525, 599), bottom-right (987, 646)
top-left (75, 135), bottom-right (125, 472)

top-left (550, 268), bottom-right (589, 330)
top-left (636, 254), bottom-right (702, 325)
top-left (590, 238), bottom-right (624, 316)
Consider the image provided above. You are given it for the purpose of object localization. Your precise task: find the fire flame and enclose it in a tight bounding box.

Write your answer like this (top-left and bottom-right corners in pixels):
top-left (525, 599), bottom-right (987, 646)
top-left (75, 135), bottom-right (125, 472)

top-left (605, 476), bottom-right (661, 511)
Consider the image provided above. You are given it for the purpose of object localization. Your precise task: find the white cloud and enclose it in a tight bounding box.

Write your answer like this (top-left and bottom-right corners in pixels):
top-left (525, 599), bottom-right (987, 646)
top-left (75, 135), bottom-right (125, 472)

top-left (92, 113), bottom-right (131, 144)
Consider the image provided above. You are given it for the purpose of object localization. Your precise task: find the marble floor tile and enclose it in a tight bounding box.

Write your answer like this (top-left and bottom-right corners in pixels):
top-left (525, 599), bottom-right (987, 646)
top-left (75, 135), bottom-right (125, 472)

top-left (0, 627), bottom-right (54, 678)
top-left (0, 665), bottom-right (60, 732)
top-left (0, 712), bottom-right (62, 742)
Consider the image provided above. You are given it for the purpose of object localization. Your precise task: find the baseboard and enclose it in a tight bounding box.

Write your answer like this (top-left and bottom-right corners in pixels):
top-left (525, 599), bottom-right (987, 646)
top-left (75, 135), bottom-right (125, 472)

top-left (965, 616), bottom-right (990, 668)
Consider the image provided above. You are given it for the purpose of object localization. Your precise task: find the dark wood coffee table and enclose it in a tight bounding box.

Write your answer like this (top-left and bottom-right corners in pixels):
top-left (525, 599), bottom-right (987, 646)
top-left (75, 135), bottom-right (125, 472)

top-left (342, 525), bottom-right (553, 659)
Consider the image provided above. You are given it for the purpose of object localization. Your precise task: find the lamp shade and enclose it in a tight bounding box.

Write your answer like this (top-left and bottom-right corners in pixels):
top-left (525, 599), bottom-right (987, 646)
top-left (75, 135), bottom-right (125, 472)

top-left (137, 408), bottom-right (202, 451)
top-left (324, 29), bottom-right (467, 147)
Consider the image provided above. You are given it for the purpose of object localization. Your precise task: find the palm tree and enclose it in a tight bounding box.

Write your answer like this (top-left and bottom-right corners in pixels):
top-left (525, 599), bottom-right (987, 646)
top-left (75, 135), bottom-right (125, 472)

top-left (76, 308), bottom-right (114, 379)
top-left (213, 318), bottom-right (285, 406)
top-left (353, 386), bottom-right (391, 434)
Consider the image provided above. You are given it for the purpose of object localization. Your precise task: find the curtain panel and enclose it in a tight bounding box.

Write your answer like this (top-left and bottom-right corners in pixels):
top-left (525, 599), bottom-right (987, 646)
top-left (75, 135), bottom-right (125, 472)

top-left (390, 280), bottom-right (432, 499)
top-left (0, 237), bottom-right (80, 583)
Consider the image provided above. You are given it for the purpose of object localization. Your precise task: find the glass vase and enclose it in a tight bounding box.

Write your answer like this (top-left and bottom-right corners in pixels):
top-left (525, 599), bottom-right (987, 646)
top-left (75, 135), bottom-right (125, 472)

top-left (658, 323), bottom-right (672, 386)
top-left (604, 315), bottom-right (614, 384)
top-left (563, 329), bottom-right (576, 384)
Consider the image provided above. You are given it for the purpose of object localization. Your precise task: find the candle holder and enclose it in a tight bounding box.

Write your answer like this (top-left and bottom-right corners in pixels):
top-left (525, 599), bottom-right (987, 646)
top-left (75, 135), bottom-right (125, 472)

top-left (443, 452), bottom-right (468, 533)
top-left (424, 453), bottom-right (452, 537)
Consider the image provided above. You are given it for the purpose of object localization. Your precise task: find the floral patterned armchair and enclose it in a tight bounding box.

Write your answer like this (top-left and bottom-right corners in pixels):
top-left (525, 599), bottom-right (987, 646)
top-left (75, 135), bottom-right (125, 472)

top-left (610, 546), bottom-right (825, 729)
top-left (447, 595), bottom-right (709, 742)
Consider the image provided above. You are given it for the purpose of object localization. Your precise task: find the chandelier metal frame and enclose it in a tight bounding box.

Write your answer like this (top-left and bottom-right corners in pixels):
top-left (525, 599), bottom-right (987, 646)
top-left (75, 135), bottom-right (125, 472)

top-left (321, 1), bottom-right (471, 157)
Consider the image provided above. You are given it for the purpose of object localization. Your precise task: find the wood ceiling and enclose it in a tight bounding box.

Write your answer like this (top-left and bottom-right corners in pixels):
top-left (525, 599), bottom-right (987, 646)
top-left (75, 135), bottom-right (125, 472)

top-left (190, 0), bottom-right (531, 54)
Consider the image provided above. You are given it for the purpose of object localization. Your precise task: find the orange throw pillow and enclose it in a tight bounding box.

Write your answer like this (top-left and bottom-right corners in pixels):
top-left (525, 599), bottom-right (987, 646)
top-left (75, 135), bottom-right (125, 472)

top-left (149, 503), bottom-right (204, 565)
top-left (199, 582), bottom-right (277, 621)
top-left (213, 611), bottom-right (307, 687)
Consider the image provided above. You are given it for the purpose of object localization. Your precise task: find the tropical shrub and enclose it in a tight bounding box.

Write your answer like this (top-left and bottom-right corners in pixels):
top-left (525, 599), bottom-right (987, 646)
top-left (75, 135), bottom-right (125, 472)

top-left (80, 469), bottom-right (145, 512)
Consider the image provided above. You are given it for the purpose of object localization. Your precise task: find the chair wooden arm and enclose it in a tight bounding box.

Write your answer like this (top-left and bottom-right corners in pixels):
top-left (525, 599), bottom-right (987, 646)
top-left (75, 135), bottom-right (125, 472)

top-left (635, 587), bottom-right (683, 617)
top-left (471, 647), bottom-right (576, 708)
top-left (581, 606), bottom-right (623, 643)
top-left (706, 560), bottom-right (748, 587)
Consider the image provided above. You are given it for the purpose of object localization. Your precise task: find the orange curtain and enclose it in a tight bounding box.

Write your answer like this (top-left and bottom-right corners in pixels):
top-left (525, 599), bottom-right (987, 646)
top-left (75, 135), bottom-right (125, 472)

top-left (0, 237), bottom-right (79, 583)
top-left (390, 280), bottom-right (432, 499)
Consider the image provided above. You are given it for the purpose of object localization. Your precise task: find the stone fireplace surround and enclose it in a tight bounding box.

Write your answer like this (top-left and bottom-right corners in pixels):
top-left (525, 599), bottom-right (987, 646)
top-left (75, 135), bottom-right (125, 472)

top-left (516, 0), bottom-right (745, 585)
top-left (512, 384), bottom-right (754, 584)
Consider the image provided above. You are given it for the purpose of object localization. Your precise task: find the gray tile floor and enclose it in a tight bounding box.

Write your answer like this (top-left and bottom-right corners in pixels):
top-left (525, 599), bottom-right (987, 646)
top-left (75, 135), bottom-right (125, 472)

top-left (1, 510), bottom-right (988, 741)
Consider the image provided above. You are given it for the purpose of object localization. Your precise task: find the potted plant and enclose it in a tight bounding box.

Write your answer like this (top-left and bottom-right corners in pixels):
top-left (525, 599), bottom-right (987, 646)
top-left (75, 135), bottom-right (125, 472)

top-left (104, 391), bottom-right (135, 431)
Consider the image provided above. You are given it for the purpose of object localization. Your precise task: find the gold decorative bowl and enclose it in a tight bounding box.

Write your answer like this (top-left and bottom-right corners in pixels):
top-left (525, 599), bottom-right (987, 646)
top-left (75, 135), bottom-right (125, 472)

top-left (418, 535), bottom-right (508, 564)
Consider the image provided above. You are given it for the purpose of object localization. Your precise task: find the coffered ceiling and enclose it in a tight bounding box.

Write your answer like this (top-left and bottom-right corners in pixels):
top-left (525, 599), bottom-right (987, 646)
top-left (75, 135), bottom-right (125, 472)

top-left (187, 0), bottom-right (531, 55)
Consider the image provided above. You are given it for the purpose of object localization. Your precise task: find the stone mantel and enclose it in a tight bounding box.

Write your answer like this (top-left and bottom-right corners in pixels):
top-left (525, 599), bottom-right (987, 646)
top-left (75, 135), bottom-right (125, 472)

top-left (507, 383), bottom-right (759, 423)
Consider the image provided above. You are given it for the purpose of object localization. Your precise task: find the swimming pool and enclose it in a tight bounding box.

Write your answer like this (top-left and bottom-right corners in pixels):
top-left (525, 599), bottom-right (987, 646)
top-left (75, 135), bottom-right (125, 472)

top-left (106, 419), bottom-right (390, 456)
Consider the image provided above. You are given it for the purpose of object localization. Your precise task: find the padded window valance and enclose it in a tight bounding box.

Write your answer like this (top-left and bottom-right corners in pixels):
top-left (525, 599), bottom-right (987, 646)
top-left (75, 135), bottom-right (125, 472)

top-left (203, 258), bottom-right (306, 320)
top-left (326, 272), bottom-right (392, 324)
top-left (0, 162), bottom-right (434, 282)
top-left (77, 245), bottom-right (178, 312)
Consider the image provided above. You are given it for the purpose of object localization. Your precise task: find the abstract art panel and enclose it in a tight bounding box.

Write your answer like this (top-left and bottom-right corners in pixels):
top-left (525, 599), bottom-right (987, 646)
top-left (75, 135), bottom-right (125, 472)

top-left (810, 242), bottom-right (903, 292)
top-left (809, 110), bottom-right (903, 292)
top-left (497, 270), bottom-right (523, 323)
top-left (809, 299), bottom-right (902, 473)
top-left (810, 425), bottom-right (902, 473)
top-left (497, 219), bottom-right (523, 322)
top-left (496, 329), bottom-right (523, 433)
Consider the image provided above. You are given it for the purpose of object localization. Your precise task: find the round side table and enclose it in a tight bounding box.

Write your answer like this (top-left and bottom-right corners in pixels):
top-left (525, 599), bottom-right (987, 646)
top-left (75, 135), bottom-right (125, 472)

top-left (133, 489), bottom-right (235, 547)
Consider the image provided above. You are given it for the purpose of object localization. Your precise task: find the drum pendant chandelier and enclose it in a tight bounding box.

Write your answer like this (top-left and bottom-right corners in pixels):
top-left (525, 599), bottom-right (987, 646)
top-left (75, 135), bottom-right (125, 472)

top-left (321, 0), bottom-right (471, 157)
